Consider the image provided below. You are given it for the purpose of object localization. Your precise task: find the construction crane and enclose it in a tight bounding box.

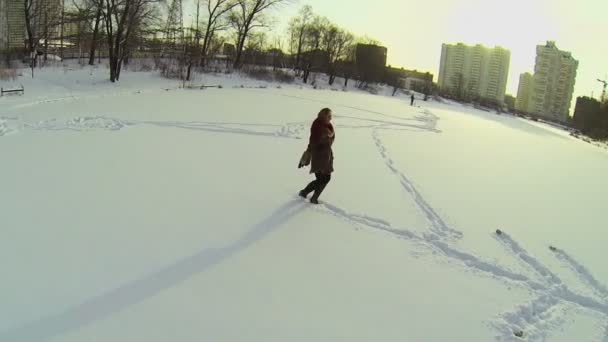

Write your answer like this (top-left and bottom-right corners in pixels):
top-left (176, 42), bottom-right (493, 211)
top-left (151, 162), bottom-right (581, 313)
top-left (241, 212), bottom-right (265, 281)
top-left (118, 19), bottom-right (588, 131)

top-left (597, 78), bottom-right (607, 102)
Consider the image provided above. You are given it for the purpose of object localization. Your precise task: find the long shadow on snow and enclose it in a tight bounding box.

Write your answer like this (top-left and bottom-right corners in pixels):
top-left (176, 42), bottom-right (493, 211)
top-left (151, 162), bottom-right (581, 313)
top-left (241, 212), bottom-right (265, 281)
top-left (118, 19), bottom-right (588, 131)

top-left (0, 199), bottom-right (306, 342)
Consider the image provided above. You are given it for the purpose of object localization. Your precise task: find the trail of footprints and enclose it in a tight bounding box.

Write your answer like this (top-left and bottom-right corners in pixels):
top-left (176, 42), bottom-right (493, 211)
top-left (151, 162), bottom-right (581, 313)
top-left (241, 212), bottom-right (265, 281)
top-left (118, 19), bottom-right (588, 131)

top-left (318, 116), bottom-right (607, 341)
top-left (4, 97), bottom-right (606, 340)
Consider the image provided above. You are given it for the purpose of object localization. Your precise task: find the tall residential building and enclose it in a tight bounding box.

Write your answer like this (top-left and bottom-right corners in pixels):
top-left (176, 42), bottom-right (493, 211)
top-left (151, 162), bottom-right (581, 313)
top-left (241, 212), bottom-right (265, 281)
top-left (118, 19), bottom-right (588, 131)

top-left (438, 43), bottom-right (511, 104)
top-left (528, 41), bottom-right (578, 122)
top-left (515, 72), bottom-right (533, 112)
top-left (0, 0), bottom-right (26, 51)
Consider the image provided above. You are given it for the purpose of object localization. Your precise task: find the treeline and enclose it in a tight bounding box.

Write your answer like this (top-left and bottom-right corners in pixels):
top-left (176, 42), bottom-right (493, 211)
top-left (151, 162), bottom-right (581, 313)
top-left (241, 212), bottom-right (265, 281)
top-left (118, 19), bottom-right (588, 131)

top-left (4, 1), bottom-right (386, 85)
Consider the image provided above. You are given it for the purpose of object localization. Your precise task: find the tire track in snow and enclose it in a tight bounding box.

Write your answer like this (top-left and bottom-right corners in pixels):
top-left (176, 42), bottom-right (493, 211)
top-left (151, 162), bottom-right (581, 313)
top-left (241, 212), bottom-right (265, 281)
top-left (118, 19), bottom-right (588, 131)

top-left (372, 128), bottom-right (463, 240)
top-left (550, 247), bottom-right (608, 299)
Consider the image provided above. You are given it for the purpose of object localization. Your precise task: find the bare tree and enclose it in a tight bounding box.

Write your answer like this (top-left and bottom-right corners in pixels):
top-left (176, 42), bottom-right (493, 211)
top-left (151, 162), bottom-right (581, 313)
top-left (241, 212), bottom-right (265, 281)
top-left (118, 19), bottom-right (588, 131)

top-left (270, 34), bottom-right (284, 70)
top-left (102, 0), bottom-right (160, 82)
top-left (185, 0), bottom-right (202, 81)
top-left (42, 3), bottom-right (62, 62)
top-left (88, 0), bottom-right (104, 65)
top-left (245, 30), bottom-right (266, 50)
top-left (71, 0), bottom-right (103, 64)
top-left (199, 0), bottom-right (237, 67)
top-left (321, 24), bottom-right (337, 62)
top-left (207, 34), bottom-right (226, 60)
top-left (229, 0), bottom-right (288, 69)
top-left (286, 4), bottom-right (312, 71)
top-left (24, 0), bottom-right (62, 75)
top-left (63, 4), bottom-right (88, 63)
top-left (24, 0), bottom-right (39, 73)
top-left (303, 15), bottom-right (327, 52)
top-left (325, 27), bottom-right (353, 85)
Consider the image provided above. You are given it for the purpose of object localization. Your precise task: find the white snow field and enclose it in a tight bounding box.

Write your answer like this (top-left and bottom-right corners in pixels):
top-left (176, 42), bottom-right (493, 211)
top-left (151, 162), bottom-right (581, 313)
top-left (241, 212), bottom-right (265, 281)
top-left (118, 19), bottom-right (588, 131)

top-left (1, 66), bottom-right (607, 342)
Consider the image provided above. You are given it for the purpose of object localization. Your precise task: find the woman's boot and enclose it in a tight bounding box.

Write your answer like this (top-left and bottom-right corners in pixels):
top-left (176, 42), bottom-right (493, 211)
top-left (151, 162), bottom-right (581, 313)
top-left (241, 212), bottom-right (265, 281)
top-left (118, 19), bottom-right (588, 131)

top-left (310, 182), bottom-right (328, 204)
top-left (299, 180), bottom-right (317, 198)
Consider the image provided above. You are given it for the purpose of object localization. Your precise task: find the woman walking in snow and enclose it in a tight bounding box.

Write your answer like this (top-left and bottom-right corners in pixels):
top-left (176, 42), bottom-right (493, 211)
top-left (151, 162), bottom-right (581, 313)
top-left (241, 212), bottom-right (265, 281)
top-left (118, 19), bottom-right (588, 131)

top-left (298, 108), bottom-right (335, 204)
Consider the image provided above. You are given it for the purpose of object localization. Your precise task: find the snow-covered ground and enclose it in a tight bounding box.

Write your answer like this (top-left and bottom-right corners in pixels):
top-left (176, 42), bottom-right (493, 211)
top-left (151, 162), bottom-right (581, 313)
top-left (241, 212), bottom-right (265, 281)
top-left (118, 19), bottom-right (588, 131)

top-left (1, 66), bottom-right (607, 342)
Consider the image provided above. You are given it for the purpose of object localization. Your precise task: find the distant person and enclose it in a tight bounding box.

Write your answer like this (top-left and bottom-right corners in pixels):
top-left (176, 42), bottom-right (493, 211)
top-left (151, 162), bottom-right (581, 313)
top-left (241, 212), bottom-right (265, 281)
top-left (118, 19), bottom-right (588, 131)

top-left (411, 94), bottom-right (415, 106)
top-left (298, 108), bottom-right (335, 204)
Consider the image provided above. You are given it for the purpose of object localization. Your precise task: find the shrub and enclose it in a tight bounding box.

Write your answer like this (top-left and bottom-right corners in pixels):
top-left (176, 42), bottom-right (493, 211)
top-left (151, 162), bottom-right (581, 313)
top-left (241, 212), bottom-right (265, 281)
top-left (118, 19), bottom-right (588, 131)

top-left (0, 68), bottom-right (17, 81)
top-left (242, 66), bottom-right (294, 84)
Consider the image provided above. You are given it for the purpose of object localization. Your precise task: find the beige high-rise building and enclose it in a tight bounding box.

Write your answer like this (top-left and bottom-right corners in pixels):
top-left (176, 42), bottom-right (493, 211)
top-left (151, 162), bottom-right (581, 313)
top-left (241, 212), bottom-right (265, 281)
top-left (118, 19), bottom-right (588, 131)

top-left (0, 0), bottom-right (26, 51)
top-left (438, 43), bottom-right (511, 104)
top-left (528, 41), bottom-right (578, 122)
top-left (515, 72), bottom-right (533, 112)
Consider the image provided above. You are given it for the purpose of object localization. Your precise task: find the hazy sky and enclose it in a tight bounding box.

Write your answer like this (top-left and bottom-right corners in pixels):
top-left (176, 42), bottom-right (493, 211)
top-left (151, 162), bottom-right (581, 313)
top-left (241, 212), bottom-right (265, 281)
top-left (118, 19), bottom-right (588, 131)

top-left (188, 0), bottom-right (607, 110)
top-left (277, 0), bottom-right (607, 107)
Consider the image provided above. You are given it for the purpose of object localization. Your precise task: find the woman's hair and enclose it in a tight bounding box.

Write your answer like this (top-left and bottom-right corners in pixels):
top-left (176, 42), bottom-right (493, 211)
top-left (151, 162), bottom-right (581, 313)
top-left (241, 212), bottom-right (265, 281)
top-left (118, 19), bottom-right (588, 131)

top-left (318, 107), bottom-right (332, 119)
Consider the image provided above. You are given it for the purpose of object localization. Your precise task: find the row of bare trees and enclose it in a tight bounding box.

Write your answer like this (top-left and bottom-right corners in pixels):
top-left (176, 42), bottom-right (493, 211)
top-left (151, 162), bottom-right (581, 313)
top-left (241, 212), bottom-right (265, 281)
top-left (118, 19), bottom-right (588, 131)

top-left (23, 0), bottom-right (63, 76)
top-left (286, 6), bottom-right (386, 86)
top-left (18, 0), bottom-right (291, 81)
top-left (183, 0), bottom-right (286, 81)
top-left (287, 5), bottom-right (354, 71)
top-left (17, 1), bottom-right (383, 85)
top-left (21, 0), bottom-right (161, 80)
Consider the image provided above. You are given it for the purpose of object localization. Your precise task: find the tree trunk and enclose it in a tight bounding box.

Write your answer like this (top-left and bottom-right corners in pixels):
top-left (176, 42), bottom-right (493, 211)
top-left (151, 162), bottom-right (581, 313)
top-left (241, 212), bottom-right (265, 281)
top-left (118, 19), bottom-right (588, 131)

top-left (233, 33), bottom-right (246, 69)
top-left (89, 6), bottom-right (102, 66)
top-left (186, 60), bottom-right (193, 81)
top-left (295, 31), bottom-right (304, 70)
top-left (109, 58), bottom-right (116, 82)
top-left (234, 12), bottom-right (254, 69)
top-left (24, 1), bottom-right (37, 70)
top-left (201, 20), bottom-right (214, 67)
top-left (303, 64), bottom-right (311, 84)
top-left (105, 0), bottom-right (116, 82)
top-left (43, 12), bottom-right (49, 62)
top-left (116, 56), bottom-right (123, 80)
top-left (107, 0), bottom-right (131, 82)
